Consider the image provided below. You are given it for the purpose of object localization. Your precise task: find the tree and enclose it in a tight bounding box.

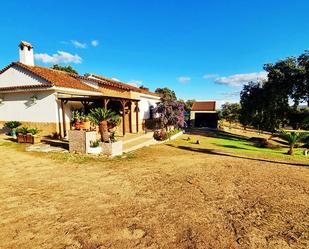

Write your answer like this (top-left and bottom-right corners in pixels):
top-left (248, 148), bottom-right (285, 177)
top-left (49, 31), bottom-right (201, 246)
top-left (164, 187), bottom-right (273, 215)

top-left (154, 99), bottom-right (185, 130)
top-left (287, 108), bottom-right (309, 130)
top-left (139, 85), bottom-right (149, 91)
top-left (276, 130), bottom-right (308, 155)
top-left (297, 50), bottom-right (309, 106)
top-left (155, 87), bottom-right (177, 101)
top-left (178, 99), bottom-right (195, 113)
top-left (51, 64), bottom-right (78, 74)
top-left (221, 102), bottom-right (241, 128)
top-left (240, 50), bottom-right (309, 132)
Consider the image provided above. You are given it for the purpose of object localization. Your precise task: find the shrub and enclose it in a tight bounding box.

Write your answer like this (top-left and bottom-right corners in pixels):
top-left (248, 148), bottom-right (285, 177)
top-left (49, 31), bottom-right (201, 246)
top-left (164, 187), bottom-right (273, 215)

top-left (167, 128), bottom-right (182, 138)
top-left (153, 129), bottom-right (168, 141)
top-left (108, 115), bottom-right (121, 129)
top-left (90, 139), bottom-right (100, 148)
top-left (16, 127), bottom-right (29, 135)
top-left (28, 128), bottom-right (40, 135)
top-left (275, 130), bottom-right (308, 155)
top-left (3, 121), bottom-right (22, 130)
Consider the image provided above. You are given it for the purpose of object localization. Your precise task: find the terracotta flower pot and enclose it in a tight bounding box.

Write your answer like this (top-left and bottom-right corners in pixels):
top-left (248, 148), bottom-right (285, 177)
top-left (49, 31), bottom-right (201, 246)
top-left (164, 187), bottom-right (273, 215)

top-left (82, 120), bottom-right (91, 130)
top-left (26, 133), bottom-right (32, 143)
top-left (17, 133), bottom-right (26, 143)
top-left (74, 121), bottom-right (81, 130)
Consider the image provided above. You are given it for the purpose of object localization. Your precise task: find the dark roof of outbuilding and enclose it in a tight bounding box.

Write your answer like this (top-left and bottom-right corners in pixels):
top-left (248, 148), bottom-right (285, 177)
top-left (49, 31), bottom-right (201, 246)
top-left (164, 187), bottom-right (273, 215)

top-left (191, 101), bottom-right (216, 111)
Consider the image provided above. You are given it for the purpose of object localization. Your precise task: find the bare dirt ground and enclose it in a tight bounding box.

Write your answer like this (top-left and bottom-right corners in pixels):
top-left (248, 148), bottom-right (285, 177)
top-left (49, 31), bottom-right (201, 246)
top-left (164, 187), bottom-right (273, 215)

top-left (0, 135), bottom-right (309, 249)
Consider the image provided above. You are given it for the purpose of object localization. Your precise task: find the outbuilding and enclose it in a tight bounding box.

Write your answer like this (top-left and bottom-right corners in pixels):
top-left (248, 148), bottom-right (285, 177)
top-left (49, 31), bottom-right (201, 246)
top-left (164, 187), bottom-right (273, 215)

top-left (190, 101), bottom-right (218, 128)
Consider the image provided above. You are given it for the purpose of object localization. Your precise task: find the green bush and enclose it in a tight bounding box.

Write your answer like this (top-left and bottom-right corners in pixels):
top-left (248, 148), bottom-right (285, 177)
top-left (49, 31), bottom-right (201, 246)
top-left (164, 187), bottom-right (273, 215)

top-left (167, 128), bottom-right (182, 138)
top-left (90, 139), bottom-right (100, 148)
top-left (3, 121), bottom-right (22, 130)
top-left (16, 127), bottom-right (29, 135)
top-left (28, 128), bottom-right (40, 135)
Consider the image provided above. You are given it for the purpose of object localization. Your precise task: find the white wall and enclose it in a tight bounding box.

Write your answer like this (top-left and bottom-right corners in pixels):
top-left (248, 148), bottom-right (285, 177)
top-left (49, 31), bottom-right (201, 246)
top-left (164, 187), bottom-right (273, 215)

top-left (139, 94), bottom-right (160, 119)
top-left (0, 90), bottom-right (58, 122)
top-left (0, 66), bottom-right (47, 87)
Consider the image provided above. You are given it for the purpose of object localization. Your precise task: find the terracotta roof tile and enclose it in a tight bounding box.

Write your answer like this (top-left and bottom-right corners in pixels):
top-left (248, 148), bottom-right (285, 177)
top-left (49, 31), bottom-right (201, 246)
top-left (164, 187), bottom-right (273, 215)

top-left (191, 101), bottom-right (216, 111)
top-left (16, 62), bottom-right (99, 92)
top-left (89, 74), bottom-right (160, 97)
top-left (0, 62), bottom-right (159, 97)
top-left (0, 84), bottom-right (53, 91)
top-left (0, 62), bottom-right (99, 93)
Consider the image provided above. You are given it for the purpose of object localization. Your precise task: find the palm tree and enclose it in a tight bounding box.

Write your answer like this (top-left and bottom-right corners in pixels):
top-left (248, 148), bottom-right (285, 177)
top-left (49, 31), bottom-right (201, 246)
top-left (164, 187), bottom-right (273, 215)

top-left (276, 130), bottom-right (308, 155)
top-left (88, 108), bottom-right (120, 142)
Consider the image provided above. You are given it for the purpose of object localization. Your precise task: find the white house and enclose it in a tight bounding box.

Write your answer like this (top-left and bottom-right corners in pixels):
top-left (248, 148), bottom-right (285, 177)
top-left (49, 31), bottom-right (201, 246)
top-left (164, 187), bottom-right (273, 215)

top-left (0, 41), bottom-right (160, 137)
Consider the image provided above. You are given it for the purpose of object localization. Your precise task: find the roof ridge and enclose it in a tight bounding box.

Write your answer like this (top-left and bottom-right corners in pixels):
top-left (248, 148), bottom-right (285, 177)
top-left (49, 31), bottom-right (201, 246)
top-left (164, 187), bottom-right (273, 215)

top-left (90, 74), bottom-right (159, 96)
top-left (10, 62), bottom-right (99, 93)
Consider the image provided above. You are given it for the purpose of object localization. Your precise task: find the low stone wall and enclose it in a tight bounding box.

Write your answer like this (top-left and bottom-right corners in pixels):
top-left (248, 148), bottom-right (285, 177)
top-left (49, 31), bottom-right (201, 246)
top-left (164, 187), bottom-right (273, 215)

top-left (68, 130), bottom-right (97, 154)
top-left (0, 121), bottom-right (58, 135)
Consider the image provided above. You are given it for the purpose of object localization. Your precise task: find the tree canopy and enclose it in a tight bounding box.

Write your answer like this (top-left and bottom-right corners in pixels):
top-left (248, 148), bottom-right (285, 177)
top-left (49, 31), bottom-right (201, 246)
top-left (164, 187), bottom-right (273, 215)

top-left (51, 64), bottom-right (78, 74)
top-left (240, 50), bottom-right (309, 132)
top-left (155, 87), bottom-right (177, 101)
top-left (221, 102), bottom-right (241, 128)
top-left (178, 99), bottom-right (195, 113)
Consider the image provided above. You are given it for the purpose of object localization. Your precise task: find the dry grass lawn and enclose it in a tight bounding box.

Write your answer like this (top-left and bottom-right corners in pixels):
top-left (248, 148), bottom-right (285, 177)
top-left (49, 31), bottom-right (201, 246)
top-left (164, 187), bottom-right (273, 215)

top-left (0, 132), bottom-right (308, 249)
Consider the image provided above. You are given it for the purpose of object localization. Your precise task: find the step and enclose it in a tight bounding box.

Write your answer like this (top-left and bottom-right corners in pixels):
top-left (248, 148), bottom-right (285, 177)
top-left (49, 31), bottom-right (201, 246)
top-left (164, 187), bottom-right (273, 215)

top-left (123, 133), bottom-right (157, 153)
top-left (122, 132), bottom-right (154, 145)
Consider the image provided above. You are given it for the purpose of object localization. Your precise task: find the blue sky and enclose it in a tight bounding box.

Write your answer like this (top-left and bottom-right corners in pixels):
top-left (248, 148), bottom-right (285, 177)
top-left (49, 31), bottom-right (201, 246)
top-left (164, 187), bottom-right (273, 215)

top-left (1, 0), bottom-right (309, 105)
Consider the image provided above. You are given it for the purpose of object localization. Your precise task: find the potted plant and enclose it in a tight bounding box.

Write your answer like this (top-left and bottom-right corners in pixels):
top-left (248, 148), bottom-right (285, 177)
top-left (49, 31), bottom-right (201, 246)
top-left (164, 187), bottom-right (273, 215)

top-left (88, 139), bottom-right (102, 154)
top-left (28, 128), bottom-right (41, 144)
top-left (16, 127), bottom-right (29, 143)
top-left (26, 131), bottom-right (33, 143)
top-left (3, 121), bottom-right (22, 138)
top-left (80, 115), bottom-right (91, 130)
top-left (71, 110), bottom-right (81, 130)
top-left (88, 108), bottom-right (121, 142)
top-left (108, 115), bottom-right (121, 132)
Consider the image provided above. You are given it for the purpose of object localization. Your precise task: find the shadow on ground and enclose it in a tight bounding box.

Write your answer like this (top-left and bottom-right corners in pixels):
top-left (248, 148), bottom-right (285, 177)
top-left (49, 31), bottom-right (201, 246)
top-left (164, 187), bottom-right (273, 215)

top-left (166, 144), bottom-right (309, 167)
top-left (186, 128), bottom-right (249, 142)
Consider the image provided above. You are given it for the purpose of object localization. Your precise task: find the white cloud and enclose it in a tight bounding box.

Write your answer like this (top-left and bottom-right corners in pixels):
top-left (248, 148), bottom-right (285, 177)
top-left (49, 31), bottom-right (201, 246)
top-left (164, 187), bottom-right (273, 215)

top-left (34, 51), bottom-right (82, 64)
top-left (203, 74), bottom-right (218, 79)
top-left (127, 80), bottom-right (142, 87)
top-left (111, 78), bottom-right (120, 82)
top-left (177, 76), bottom-right (191, 84)
top-left (214, 71), bottom-right (268, 87)
top-left (91, 40), bottom-right (99, 47)
top-left (71, 40), bottom-right (87, 49)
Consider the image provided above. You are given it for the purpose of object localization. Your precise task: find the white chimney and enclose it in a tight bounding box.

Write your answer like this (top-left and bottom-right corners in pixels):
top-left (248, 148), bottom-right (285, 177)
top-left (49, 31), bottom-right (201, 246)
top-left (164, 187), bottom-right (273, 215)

top-left (19, 41), bottom-right (34, 66)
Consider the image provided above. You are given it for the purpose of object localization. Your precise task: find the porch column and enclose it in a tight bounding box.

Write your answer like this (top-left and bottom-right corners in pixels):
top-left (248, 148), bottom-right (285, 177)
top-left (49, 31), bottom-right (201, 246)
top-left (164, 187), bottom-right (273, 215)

top-left (135, 101), bottom-right (139, 133)
top-left (61, 99), bottom-right (67, 138)
top-left (102, 98), bottom-right (110, 108)
top-left (120, 100), bottom-right (127, 136)
top-left (129, 101), bottom-right (133, 133)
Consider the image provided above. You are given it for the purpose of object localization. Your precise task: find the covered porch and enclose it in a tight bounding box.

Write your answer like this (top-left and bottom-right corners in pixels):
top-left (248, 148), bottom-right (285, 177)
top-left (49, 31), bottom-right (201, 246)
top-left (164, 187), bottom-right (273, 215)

top-left (57, 93), bottom-right (140, 138)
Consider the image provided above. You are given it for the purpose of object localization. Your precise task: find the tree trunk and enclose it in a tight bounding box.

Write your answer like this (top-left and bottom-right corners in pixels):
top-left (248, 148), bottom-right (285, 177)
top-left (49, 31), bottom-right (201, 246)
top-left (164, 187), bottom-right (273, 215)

top-left (99, 120), bottom-right (110, 142)
top-left (288, 145), bottom-right (294, 155)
